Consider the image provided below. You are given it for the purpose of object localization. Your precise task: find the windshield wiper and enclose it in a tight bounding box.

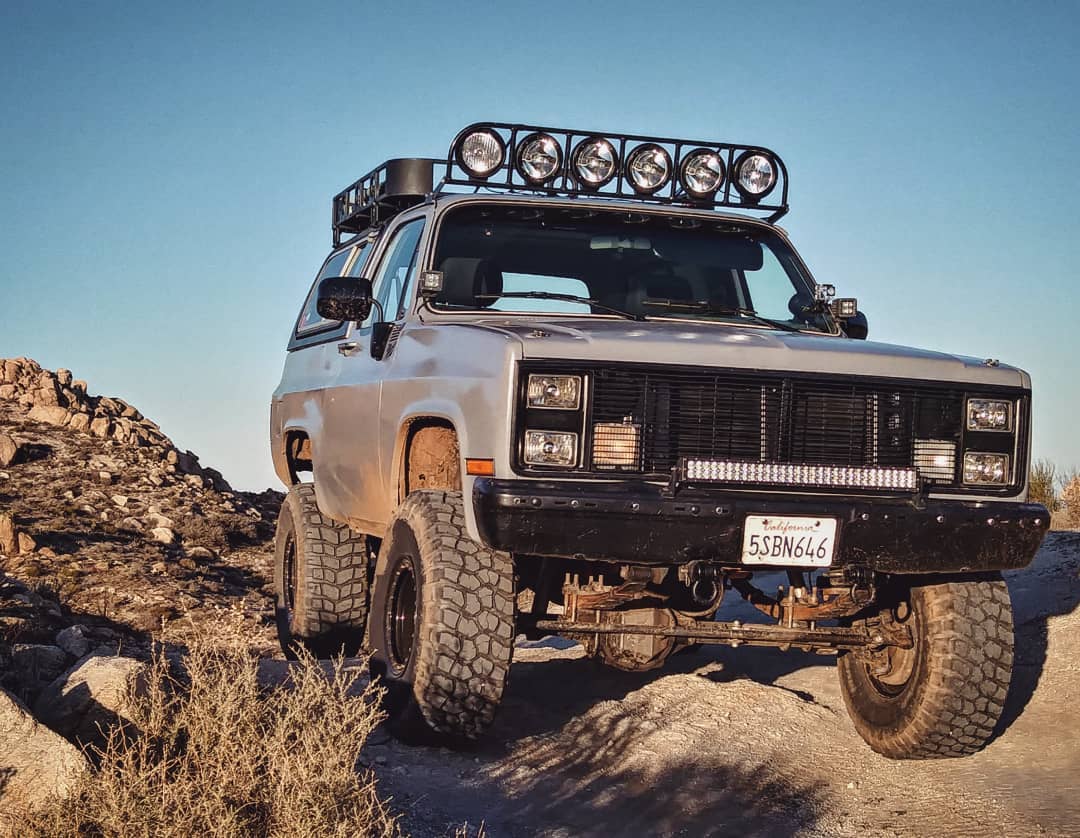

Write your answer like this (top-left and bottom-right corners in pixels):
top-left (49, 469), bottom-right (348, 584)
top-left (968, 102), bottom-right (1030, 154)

top-left (475, 291), bottom-right (645, 322)
top-left (640, 299), bottom-right (803, 333)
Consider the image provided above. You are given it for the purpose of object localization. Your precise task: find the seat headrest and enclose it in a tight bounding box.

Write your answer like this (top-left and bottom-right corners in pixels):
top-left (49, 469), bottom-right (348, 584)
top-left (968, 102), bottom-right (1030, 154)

top-left (437, 257), bottom-right (504, 308)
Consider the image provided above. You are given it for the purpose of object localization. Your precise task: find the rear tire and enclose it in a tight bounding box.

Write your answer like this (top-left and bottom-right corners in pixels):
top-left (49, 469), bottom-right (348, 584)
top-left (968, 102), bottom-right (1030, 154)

top-left (838, 575), bottom-right (1013, 759)
top-left (273, 483), bottom-right (371, 659)
top-left (368, 490), bottom-right (515, 745)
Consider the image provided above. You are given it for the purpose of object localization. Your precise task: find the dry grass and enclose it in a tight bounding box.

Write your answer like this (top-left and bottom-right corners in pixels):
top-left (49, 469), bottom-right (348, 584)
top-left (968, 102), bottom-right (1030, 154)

top-left (1029, 459), bottom-right (1060, 511)
top-left (10, 630), bottom-right (399, 838)
top-left (1061, 470), bottom-right (1080, 530)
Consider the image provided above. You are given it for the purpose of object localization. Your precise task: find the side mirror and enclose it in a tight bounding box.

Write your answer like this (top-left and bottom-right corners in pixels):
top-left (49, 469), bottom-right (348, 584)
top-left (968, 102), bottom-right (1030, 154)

top-left (840, 310), bottom-right (869, 340)
top-left (316, 276), bottom-right (373, 323)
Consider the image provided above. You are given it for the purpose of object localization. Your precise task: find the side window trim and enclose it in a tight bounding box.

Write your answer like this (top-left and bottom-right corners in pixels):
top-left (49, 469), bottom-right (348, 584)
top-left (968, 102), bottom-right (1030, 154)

top-left (352, 217), bottom-right (426, 333)
top-left (287, 246), bottom-right (357, 351)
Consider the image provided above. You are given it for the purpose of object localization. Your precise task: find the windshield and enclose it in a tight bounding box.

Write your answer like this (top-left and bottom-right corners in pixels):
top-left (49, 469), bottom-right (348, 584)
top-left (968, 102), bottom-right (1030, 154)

top-left (430, 203), bottom-right (833, 333)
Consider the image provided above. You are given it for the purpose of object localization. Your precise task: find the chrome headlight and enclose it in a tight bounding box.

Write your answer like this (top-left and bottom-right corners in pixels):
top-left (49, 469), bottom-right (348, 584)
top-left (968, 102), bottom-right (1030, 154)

top-left (966, 399), bottom-right (1013, 432)
top-left (625, 143), bottom-right (671, 194)
top-left (962, 452), bottom-right (1010, 485)
top-left (516, 132), bottom-right (562, 184)
top-left (457, 128), bottom-right (505, 178)
top-left (679, 148), bottom-right (725, 198)
top-left (733, 151), bottom-right (777, 199)
top-left (523, 430), bottom-right (578, 467)
top-left (526, 374), bottom-right (582, 410)
top-left (571, 136), bottom-right (617, 188)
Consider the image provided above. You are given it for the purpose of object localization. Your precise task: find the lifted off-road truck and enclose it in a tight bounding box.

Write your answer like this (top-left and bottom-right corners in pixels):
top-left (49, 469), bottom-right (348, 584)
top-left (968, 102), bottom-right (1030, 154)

top-left (270, 122), bottom-right (1049, 758)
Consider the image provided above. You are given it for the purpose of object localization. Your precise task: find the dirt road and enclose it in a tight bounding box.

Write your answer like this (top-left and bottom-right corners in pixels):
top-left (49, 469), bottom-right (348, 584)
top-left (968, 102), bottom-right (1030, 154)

top-left (369, 532), bottom-right (1080, 837)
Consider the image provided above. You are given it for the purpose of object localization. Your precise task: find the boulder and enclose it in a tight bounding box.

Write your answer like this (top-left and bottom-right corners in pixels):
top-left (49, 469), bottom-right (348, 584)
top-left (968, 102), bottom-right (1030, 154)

top-left (151, 527), bottom-right (175, 544)
top-left (55, 625), bottom-right (90, 659)
top-left (55, 368), bottom-right (73, 386)
top-left (0, 432), bottom-right (18, 466)
top-left (0, 383), bottom-right (15, 399)
top-left (10, 644), bottom-right (69, 686)
top-left (67, 412), bottom-right (91, 433)
top-left (0, 687), bottom-right (89, 815)
top-left (17, 531), bottom-right (37, 554)
top-left (88, 417), bottom-right (111, 438)
top-left (0, 512), bottom-right (17, 555)
top-left (27, 404), bottom-right (69, 426)
top-left (33, 653), bottom-right (148, 748)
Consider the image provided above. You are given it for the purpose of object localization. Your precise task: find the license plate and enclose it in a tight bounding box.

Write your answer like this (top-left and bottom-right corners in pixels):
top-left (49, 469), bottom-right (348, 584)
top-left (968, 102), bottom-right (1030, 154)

top-left (740, 515), bottom-right (838, 567)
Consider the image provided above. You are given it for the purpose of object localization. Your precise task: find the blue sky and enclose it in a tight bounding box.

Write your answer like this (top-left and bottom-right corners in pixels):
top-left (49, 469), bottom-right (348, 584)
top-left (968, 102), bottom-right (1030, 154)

top-left (1, 1), bottom-right (1077, 491)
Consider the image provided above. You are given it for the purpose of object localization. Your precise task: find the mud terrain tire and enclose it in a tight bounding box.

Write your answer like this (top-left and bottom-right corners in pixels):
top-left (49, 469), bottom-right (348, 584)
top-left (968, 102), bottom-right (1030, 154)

top-left (273, 483), bottom-right (370, 659)
top-left (838, 575), bottom-right (1013, 759)
top-left (368, 490), bottom-right (514, 745)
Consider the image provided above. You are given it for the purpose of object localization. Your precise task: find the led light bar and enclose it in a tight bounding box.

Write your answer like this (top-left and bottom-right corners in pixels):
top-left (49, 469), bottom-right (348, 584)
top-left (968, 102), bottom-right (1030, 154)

top-left (683, 459), bottom-right (918, 491)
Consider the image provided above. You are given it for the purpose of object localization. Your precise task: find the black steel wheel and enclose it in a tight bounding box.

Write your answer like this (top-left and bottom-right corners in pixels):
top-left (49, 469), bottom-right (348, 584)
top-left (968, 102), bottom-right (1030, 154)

top-left (367, 490), bottom-right (515, 746)
top-left (838, 575), bottom-right (1013, 759)
top-left (273, 483), bottom-right (371, 659)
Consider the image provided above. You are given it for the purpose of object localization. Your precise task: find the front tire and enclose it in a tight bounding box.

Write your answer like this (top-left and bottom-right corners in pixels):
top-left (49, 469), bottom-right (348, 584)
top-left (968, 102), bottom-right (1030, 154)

top-left (368, 490), bottom-right (515, 745)
top-left (838, 575), bottom-right (1013, 759)
top-left (273, 483), bottom-right (371, 659)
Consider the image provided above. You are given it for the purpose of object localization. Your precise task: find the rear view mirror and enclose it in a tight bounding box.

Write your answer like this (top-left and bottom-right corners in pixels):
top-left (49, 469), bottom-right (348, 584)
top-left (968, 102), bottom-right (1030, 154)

top-left (317, 276), bottom-right (374, 323)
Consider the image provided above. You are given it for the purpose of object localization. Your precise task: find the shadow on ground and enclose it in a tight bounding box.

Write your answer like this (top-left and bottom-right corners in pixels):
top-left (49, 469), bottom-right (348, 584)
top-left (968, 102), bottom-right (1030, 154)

top-left (996, 530), bottom-right (1080, 738)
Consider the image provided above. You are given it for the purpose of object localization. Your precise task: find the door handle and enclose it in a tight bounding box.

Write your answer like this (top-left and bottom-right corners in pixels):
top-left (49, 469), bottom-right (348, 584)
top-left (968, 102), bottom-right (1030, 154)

top-left (337, 341), bottom-right (361, 357)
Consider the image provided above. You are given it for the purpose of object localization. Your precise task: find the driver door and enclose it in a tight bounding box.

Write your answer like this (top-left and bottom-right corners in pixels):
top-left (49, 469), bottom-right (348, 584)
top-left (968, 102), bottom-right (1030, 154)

top-left (315, 216), bottom-right (426, 532)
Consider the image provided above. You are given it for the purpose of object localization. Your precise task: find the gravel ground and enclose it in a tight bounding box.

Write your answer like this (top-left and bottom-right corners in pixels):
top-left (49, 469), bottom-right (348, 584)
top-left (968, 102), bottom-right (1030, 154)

top-left (369, 532), bottom-right (1080, 837)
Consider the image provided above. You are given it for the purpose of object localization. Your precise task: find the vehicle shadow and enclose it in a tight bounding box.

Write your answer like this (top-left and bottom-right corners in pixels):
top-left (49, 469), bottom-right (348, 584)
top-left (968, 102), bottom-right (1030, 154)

top-left (995, 530), bottom-right (1080, 738)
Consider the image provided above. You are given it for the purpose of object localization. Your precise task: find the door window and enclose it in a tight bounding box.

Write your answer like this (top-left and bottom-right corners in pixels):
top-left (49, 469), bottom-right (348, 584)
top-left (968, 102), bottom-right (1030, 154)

top-left (367, 219), bottom-right (425, 325)
top-left (295, 245), bottom-right (370, 336)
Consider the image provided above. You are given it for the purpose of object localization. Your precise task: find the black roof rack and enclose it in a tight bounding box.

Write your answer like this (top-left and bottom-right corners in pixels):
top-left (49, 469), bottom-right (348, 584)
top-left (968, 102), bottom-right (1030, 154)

top-left (443, 122), bottom-right (790, 222)
top-left (330, 124), bottom-right (790, 243)
top-left (332, 158), bottom-right (435, 246)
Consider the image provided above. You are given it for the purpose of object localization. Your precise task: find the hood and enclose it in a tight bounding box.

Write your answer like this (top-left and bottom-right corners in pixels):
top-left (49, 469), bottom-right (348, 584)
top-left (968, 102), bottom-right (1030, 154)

top-left (451, 318), bottom-right (1027, 388)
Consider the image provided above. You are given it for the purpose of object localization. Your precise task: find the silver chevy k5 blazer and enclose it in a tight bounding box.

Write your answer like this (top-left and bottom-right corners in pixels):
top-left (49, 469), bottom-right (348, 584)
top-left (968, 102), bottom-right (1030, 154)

top-left (270, 122), bottom-right (1049, 758)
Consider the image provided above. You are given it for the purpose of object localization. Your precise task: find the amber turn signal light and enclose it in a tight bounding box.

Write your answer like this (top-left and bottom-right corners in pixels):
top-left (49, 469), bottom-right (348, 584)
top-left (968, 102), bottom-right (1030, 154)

top-left (465, 458), bottom-right (495, 477)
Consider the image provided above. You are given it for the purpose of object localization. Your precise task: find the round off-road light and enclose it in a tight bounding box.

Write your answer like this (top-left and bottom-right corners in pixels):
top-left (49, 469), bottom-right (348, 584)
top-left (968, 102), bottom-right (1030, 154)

top-left (457, 128), bottom-right (506, 178)
top-left (679, 148), bottom-right (725, 198)
top-left (571, 136), bottom-right (618, 188)
top-left (734, 151), bottom-right (777, 199)
top-left (516, 132), bottom-right (562, 184)
top-left (625, 143), bottom-right (672, 194)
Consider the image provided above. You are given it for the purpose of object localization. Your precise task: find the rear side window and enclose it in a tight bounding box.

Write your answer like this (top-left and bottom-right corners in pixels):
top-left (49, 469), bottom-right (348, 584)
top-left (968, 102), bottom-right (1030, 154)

top-left (295, 244), bottom-right (372, 336)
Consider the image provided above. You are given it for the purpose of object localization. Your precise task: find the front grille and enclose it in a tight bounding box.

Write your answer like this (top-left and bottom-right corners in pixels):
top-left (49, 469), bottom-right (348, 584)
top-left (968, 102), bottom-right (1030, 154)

top-left (589, 367), bottom-right (968, 485)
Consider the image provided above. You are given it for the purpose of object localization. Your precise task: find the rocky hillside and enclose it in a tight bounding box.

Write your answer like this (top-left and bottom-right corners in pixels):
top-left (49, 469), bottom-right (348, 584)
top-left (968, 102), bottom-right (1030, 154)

top-left (0, 357), bottom-right (282, 706)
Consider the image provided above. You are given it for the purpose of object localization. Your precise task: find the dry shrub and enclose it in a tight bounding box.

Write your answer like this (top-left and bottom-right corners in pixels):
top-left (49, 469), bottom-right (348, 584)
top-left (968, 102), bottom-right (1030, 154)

top-left (12, 633), bottom-right (399, 838)
top-left (1028, 459), bottom-right (1059, 511)
top-left (1061, 470), bottom-right (1080, 530)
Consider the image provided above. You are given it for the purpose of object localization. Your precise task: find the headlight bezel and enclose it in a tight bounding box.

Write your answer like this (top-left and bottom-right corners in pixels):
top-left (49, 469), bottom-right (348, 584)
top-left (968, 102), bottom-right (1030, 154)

top-left (733, 150), bottom-right (778, 201)
top-left (522, 430), bottom-right (579, 468)
top-left (962, 451), bottom-right (1011, 486)
top-left (966, 398), bottom-right (1014, 433)
top-left (455, 128), bottom-right (506, 179)
top-left (526, 374), bottom-right (582, 410)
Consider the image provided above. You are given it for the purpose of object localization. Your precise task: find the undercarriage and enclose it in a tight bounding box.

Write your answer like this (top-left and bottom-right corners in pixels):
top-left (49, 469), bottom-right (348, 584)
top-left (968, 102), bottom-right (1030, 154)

top-left (518, 559), bottom-right (910, 672)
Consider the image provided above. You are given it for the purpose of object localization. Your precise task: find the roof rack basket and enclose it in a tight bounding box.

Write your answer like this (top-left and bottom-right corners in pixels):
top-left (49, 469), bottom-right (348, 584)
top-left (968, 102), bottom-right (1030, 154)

top-left (331, 158), bottom-right (435, 245)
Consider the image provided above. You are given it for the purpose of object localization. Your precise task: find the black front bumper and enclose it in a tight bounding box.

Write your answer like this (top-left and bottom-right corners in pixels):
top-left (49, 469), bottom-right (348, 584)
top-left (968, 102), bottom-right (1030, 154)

top-left (472, 478), bottom-right (1050, 573)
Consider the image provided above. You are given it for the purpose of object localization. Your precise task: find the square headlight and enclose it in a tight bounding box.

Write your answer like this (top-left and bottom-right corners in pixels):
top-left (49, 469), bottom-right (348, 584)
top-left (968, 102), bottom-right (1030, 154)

top-left (527, 375), bottom-right (582, 410)
top-left (523, 430), bottom-right (578, 467)
top-left (592, 421), bottom-right (641, 470)
top-left (962, 452), bottom-right (1010, 485)
top-left (966, 398), bottom-right (1013, 432)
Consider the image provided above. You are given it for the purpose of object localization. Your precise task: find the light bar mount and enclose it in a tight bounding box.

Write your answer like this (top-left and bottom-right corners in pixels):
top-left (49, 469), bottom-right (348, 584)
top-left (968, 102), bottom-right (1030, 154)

top-left (444, 122), bottom-right (790, 221)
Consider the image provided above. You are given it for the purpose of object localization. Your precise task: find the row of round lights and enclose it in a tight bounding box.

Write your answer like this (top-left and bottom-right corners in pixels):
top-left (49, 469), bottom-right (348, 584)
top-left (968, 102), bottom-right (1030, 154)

top-left (456, 128), bottom-right (779, 201)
